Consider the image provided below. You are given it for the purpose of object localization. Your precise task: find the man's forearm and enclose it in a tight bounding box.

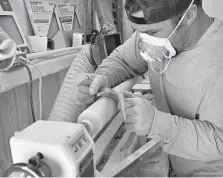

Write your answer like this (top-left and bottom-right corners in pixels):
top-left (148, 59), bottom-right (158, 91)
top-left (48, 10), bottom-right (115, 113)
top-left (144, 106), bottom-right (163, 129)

top-left (95, 56), bottom-right (138, 87)
top-left (148, 108), bottom-right (223, 161)
top-left (95, 32), bottom-right (148, 87)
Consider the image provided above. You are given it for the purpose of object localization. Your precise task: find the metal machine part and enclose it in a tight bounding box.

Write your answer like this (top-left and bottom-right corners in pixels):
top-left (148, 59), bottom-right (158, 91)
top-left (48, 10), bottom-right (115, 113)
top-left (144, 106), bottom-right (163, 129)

top-left (4, 153), bottom-right (51, 177)
top-left (6, 121), bottom-right (95, 177)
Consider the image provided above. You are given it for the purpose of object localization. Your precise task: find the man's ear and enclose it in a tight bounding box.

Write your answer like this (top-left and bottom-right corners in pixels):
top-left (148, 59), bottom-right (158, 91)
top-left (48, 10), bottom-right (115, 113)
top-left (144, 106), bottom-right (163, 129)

top-left (186, 4), bottom-right (198, 26)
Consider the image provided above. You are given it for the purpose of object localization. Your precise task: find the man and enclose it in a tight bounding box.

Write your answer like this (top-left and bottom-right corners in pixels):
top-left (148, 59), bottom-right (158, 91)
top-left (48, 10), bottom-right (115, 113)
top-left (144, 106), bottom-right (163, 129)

top-left (76, 0), bottom-right (223, 176)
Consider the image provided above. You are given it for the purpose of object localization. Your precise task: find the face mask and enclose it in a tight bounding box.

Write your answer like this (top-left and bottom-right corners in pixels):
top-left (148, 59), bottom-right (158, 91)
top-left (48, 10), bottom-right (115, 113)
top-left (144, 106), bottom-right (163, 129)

top-left (139, 0), bottom-right (195, 74)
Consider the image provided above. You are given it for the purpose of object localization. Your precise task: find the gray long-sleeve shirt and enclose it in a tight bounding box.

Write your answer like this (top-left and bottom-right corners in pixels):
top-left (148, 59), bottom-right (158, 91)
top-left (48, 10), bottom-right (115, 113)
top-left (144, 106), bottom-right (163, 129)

top-left (95, 19), bottom-right (223, 176)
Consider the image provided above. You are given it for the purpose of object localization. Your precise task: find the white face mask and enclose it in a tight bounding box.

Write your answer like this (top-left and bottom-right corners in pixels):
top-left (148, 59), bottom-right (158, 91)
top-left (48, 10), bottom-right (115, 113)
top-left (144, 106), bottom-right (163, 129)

top-left (139, 0), bottom-right (195, 74)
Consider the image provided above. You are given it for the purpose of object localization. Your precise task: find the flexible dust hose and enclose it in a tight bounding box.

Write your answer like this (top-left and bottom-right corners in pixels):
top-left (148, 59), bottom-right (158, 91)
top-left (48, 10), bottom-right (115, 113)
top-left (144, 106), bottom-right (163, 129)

top-left (95, 0), bottom-right (117, 32)
top-left (48, 45), bottom-right (96, 123)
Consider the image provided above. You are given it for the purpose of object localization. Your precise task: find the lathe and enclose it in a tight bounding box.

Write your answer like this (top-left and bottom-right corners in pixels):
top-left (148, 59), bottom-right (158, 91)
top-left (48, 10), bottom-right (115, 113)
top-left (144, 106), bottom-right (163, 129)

top-left (4, 76), bottom-right (168, 177)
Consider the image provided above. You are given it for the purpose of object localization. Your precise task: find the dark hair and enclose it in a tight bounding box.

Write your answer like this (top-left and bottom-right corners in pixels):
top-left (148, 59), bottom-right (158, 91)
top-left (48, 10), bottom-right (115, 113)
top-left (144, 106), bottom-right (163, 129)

top-left (194, 0), bottom-right (202, 7)
top-left (172, 0), bottom-right (202, 26)
top-left (124, 0), bottom-right (141, 15)
top-left (125, 0), bottom-right (203, 23)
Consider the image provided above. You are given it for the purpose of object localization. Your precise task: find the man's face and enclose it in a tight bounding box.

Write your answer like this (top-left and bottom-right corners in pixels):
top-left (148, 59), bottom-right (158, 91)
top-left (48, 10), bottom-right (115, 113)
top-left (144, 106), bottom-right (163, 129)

top-left (131, 11), bottom-right (189, 53)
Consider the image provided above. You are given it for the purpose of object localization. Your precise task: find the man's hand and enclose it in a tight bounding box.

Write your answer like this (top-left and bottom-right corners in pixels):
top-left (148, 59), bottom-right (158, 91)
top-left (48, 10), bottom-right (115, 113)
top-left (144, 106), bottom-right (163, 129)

top-left (89, 74), bottom-right (111, 95)
top-left (74, 73), bottom-right (110, 105)
top-left (119, 90), bottom-right (155, 136)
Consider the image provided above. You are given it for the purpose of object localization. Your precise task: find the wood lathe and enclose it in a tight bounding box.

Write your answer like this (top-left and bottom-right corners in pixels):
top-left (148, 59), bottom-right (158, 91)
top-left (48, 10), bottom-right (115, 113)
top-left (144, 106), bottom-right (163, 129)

top-left (4, 76), bottom-right (166, 177)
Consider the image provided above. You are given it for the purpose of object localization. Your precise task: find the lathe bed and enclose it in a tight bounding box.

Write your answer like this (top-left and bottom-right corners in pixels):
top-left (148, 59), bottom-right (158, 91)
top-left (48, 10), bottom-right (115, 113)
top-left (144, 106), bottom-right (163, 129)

top-left (94, 112), bottom-right (169, 177)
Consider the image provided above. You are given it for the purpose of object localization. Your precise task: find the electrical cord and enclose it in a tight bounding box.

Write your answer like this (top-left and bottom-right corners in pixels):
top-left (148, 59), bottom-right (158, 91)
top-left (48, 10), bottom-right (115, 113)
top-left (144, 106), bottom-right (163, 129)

top-left (19, 62), bottom-right (36, 123)
top-left (19, 57), bottom-right (43, 121)
top-left (30, 62), bottom-right (42, 121)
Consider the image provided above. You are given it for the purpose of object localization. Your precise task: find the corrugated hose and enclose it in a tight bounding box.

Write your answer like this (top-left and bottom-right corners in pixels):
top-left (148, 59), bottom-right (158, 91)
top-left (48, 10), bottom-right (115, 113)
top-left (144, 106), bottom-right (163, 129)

top-left (95, 0), bottom-right (117, 33)
top-left (48, 45), bottom-right (96, 122)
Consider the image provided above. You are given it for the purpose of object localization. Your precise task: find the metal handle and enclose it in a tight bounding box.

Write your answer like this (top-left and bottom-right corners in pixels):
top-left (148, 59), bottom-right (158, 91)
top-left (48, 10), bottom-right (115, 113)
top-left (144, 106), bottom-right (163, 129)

top-left (4, 153), bottom-right (51, 177)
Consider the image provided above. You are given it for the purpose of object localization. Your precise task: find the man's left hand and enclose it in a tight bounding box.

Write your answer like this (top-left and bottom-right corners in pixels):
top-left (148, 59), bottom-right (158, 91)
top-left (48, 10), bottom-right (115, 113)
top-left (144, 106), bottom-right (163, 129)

top-left (119, 90), bottom-right (155, 136)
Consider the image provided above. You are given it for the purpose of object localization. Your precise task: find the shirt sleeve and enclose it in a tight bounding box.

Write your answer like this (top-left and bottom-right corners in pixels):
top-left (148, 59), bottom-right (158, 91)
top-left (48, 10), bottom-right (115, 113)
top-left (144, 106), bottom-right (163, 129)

top-left (148, 63), bottom-right (223, 161)
top-left (95, 32), bottom-right (148, 87)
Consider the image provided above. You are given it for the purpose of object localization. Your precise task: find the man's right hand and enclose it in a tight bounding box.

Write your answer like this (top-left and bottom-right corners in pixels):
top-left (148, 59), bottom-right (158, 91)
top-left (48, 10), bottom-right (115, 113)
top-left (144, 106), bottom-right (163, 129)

top-left (74, 73), bottom-right (110, 105)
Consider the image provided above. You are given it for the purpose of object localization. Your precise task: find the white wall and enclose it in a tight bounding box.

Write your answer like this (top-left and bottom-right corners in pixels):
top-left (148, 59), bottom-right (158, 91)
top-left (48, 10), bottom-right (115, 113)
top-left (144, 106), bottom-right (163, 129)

top-left (204, 0), bottom-right (223, 21)
top-left (122, 0), bottom-right (223, 42)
